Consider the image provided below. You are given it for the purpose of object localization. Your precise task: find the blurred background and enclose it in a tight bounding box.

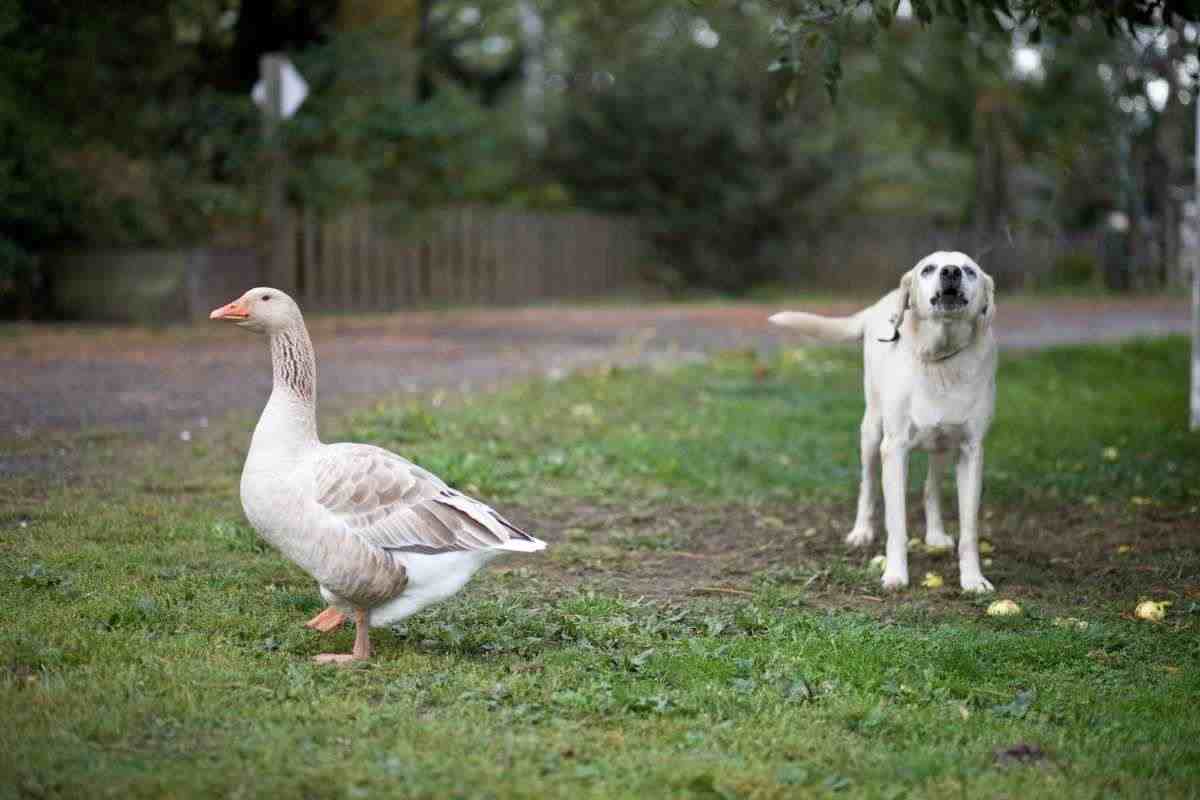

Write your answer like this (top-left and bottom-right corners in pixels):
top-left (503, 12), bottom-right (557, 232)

top-left (3, 0), bottom-right (1198, 323)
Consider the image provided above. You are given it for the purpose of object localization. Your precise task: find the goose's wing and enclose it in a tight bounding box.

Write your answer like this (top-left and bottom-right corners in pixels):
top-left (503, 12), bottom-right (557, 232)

top-left (312, 445), bottom-right (544, 555)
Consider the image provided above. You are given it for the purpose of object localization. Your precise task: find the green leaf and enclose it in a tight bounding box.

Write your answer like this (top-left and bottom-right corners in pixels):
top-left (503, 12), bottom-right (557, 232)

top-left (873, 0), bottom-right (894, 29)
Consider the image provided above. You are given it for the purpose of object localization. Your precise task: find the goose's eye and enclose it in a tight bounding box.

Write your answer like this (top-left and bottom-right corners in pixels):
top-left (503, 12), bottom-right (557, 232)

top-left (921, 265), bottom-right (936, 277)
top-left (262, 294), bottom-right (272, 301)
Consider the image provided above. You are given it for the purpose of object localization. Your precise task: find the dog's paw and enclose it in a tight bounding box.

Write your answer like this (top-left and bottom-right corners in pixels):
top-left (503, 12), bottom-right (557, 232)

top-left (924, 530), bottom-right (955, 549)
top-left (845, 527), bottom-right (875, 548)
top-left (881, 570), bottom-right (909, 590)
top-left (960, 573), bottom-right (994, 594)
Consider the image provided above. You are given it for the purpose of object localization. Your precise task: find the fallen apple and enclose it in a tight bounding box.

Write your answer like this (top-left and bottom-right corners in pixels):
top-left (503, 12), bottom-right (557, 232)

top-left (1134, 600), bottom-right (1170, 622)
top-left (987, 599), bottom-right (1022, 616)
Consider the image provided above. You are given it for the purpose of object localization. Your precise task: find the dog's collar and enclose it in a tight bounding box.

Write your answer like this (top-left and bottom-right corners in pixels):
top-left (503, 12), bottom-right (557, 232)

top-left (879, 318), bottom-right (972, 362)
top-left (876, 333), bottom-right (965, 362)
top-left (920, 342), bottom-right (970, 363)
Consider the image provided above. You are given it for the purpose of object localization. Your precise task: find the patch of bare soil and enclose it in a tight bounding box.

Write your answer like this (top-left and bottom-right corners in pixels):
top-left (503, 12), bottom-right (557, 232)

top-left (506, 498), bottom-right (1200, 618)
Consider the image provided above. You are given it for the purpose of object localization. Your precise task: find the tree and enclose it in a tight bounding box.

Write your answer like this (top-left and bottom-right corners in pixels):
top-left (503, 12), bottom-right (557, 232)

top-left (841, 15), bottom-right (1119, 232)
top-left (229, 0), bottom-right (339, 89)
top-left (765, 0), bottom-right (1198, 287)
top-left (417, 0), bottom-right (527, 104)
top-left (543, 4), bottom-right (839, 293)
top-left (757, 0), bottom-right (1199, 107)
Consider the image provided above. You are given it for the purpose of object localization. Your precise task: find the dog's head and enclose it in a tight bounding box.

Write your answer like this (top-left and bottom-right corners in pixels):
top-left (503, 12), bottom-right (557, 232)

top-left (880, 251), bottom-right (994, 341)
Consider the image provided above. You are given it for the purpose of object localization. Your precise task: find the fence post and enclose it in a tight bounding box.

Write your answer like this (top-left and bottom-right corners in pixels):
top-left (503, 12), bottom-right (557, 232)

top-left (1192, 96), bottom-right (1200, 430)
top-left (259, 55), bottom-right (290, 291)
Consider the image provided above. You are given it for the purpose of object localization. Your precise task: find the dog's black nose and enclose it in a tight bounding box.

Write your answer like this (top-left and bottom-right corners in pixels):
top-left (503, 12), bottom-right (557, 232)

top-left (941, 265), bottom-right (962, 283)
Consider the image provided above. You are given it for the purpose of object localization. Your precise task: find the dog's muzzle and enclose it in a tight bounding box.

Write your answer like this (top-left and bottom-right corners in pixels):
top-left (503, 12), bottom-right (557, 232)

top-left (926, 291), bottom-right (964, 309)
top-left (932, 288), bottom-right (968, 309)
top-left (933, 268), bottom-right (968, 309)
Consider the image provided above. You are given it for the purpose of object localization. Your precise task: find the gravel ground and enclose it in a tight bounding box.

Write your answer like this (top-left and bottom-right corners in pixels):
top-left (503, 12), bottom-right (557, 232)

top-left (0, 296), bottom-right (1191, 439)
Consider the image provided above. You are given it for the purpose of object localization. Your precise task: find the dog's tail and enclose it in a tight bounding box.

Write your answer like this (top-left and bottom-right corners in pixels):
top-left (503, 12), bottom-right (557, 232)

top-left (767, 309), bottom-right (865, 343)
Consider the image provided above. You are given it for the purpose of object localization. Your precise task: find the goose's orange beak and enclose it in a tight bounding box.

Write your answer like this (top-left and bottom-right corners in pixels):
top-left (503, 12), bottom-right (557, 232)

top-left (210, 298), bottom-right (250, 321)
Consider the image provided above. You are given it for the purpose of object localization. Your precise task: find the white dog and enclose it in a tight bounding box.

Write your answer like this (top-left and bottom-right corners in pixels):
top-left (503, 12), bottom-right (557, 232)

top-left (770, 251), bottom-right (997, 593)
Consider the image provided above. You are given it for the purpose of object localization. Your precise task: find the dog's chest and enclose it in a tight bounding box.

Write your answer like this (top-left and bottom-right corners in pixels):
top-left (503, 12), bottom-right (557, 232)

top-left (908, 418), bottom-right (970, 452)
top-left (906, 380), bottom-right (982, 451)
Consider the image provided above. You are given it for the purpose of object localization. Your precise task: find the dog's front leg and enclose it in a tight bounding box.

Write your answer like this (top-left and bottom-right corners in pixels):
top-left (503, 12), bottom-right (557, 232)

top-left (846, 414), bottom-right (883, 548)
top-left (880, 435), bottom-right (911, 589)
top-left (956, 442), bottom-right (993, 593)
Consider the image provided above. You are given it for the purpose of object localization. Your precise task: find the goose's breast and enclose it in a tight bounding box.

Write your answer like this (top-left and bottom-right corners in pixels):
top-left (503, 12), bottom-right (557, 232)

top-left (239, 464), bottom-right (311, 544)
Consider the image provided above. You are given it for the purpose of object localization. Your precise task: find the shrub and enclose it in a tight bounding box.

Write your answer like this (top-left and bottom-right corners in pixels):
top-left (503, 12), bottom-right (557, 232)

top-left (1047, 251), bottom-right (1098, 289)
top-left (542, 9), bottom-right (837, 294)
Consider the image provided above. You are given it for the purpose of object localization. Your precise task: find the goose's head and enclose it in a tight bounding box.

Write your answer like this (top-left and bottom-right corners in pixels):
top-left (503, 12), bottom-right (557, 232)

top-left (210, 287), bottom-right (301, 334)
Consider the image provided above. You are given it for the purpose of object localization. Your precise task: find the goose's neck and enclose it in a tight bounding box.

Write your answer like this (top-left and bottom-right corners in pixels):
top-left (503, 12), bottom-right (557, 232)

top-left (249, 321), bottom-right (320, 463)
top-left (270, 321), bottom-right (317, 403)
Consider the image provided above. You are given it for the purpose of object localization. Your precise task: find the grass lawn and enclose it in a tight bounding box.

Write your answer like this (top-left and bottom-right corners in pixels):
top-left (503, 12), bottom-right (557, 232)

top-left (2, 338), bottom-right (1198, 799)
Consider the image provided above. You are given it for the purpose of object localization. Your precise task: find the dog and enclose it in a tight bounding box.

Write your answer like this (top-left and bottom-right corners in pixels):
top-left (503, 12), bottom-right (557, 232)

top-left (770, 251), bottom-right (997, 593)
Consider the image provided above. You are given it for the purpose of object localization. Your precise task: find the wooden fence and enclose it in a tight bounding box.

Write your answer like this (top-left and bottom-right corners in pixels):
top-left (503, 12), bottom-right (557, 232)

top-left (787, 219), bottom-right (1108, 293)
top-left (269, 206), bottom-right (649, 311)
top-left (45, 208), bottom-right (1165, 322)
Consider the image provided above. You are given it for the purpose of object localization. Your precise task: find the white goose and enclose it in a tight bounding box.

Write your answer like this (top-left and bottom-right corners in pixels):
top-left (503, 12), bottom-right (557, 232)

top-left (210, 288), bottom-right (546, 664)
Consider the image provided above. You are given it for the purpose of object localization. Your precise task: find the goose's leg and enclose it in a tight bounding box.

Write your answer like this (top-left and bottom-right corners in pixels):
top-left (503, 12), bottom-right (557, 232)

top-left (352, 608), bottom-right (372, 659)
top-left (304, 606), bottom-right (347, 632)
top-left (314, 609), bottom-right (372, 665)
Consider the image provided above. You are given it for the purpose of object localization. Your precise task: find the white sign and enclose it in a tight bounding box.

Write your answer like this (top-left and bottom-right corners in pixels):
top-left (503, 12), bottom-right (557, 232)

top-left (252, 58), bottom-right (309, 119)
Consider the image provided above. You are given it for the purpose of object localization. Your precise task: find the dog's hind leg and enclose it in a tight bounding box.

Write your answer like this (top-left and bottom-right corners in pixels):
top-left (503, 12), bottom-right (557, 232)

top-left (845, 414), bottom-right (882, 548)
top-left (923, 452), bottom-right (955, 549)
top-left (880, 433), bottom-right (912, 590)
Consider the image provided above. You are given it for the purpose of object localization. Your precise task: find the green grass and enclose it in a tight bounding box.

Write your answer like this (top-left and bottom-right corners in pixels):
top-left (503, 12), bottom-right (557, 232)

top-left (345, 337), bottom-right (1199, 509)
top-left (2, 338), bottom-right (1198, 799)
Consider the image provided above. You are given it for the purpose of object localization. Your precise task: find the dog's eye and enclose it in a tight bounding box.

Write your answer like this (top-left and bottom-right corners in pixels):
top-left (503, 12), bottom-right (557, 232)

top-left (921, 265), bottom-right (936, 277)
top-left (962, 267), bottom-right (975, 278)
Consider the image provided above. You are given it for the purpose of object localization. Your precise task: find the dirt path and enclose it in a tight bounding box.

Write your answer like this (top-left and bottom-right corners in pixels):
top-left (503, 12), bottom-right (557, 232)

top-left (521, 495), bottom-right (1199, 618)
top-left (0, 296), bottom-right (1190, 438)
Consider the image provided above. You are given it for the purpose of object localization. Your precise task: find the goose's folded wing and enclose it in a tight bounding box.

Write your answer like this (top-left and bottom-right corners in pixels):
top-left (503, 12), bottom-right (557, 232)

top-left (312, 446), bottom-right (542, 554)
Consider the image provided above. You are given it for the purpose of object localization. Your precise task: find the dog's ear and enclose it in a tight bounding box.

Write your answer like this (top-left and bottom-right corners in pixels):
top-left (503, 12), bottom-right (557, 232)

top-left (977, 273), bottom-right (996, 329)
top-left (877, 270), bottom-right (914, 342)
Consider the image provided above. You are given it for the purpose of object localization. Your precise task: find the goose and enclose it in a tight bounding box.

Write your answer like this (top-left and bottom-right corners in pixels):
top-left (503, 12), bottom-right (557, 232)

top-left (210, 288), bottom-right (546, 664)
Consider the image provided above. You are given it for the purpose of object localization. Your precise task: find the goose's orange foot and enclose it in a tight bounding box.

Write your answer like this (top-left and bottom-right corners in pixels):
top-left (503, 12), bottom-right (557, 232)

top-left (312, 653), bottom-right (365, 666)
top-left (311, 609), bottom-right (373, 665)
top-left (304, 607), bottom-right (347, 632)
